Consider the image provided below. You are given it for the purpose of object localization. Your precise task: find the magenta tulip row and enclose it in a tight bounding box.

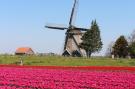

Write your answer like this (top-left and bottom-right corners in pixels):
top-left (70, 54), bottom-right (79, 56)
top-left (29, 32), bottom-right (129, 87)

top-left (0, 67), bottom-right (135, 89)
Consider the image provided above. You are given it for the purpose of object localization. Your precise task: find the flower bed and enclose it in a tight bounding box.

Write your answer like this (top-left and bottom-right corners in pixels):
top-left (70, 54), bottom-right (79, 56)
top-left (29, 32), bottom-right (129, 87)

top-left (0, 66), bottom-right (135, 89)
top-left (0, 65), bottom-right (135, 71)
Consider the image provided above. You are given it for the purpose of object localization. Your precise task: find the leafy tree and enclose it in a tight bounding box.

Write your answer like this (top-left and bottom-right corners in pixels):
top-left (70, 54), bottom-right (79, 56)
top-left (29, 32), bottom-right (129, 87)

top-left (80, 20), bottom-right (103, 57)
top-left (113, 36), bottom-right (128, 58)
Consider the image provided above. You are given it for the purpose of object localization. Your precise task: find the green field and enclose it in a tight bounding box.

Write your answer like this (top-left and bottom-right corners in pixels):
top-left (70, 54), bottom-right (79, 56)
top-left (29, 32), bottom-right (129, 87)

top-left (0, 55), bottom-right (135, 66)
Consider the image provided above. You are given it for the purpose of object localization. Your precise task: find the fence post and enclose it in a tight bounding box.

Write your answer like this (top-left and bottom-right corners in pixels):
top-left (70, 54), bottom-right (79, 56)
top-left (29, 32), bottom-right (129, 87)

top-left (20, 56), bottom-right (23, 66)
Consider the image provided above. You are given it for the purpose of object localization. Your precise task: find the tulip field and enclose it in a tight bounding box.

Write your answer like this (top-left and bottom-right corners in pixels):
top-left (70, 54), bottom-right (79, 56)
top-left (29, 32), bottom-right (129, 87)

top-left (0, 66), bottom-right (135, 89)
top-left (0, 56), bottom-right (135, 88)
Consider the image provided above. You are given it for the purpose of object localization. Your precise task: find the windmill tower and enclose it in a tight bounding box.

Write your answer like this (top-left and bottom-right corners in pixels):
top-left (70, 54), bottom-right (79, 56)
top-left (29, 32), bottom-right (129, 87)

top-left (45, 0), bottom-right (88, 57)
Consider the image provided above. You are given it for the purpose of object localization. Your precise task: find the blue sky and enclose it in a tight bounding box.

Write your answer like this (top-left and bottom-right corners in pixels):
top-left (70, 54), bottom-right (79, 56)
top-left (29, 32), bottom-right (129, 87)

top-left (0, 0), bottom-right (135, 55)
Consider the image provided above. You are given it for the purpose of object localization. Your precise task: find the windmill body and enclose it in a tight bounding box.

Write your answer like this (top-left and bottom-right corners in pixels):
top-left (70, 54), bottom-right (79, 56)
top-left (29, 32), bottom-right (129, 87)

top-left (63, 28), bottom-right (82, 56)
top-left (45, 0), bottom-right (88, 57)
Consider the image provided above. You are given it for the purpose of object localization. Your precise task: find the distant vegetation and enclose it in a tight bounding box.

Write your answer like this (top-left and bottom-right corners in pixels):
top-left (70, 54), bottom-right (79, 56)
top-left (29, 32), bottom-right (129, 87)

top-left (106, 30), bottom-right (135, 59)
top-left (0, 55), bottom-right (135, 66)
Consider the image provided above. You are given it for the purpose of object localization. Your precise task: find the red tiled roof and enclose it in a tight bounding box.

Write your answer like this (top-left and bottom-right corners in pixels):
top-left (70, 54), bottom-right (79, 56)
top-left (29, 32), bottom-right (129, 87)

top-left (15, 47), bottom-right (33, 54)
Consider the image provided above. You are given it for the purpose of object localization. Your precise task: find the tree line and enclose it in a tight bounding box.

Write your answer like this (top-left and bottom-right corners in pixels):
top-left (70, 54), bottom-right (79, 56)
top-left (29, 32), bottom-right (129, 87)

top-left (80, 20), bottom-right (135, 59)
top-left (106, 30), bottom-right (135, 58)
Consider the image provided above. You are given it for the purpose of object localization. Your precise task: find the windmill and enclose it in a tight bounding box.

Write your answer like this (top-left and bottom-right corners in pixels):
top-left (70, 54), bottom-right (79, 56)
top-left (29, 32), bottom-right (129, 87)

top-left (45, 0), bottom-right (89, 57)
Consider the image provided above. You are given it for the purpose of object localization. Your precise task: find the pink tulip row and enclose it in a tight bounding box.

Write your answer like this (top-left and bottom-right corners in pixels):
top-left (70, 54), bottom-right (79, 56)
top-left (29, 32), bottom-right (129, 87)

top-left (0, 67), bottom-right (135, 89)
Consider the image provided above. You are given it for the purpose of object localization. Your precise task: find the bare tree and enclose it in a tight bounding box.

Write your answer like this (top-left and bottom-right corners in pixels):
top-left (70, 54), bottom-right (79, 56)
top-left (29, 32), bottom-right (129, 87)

top-left (128, 30), bottom-right (135, 58)
top-left (105, 41), bottom-right (114, 57)
top-left (128, 30), bottom-right (135, 44)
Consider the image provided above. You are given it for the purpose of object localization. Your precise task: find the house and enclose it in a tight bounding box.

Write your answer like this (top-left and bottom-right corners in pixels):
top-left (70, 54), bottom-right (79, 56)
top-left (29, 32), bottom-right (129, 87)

top-left (15, 47), bottom-right (34, 55)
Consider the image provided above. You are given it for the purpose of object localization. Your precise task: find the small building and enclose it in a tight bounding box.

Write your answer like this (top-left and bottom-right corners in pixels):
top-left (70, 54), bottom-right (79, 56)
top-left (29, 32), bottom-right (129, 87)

top-left (15, 47), bottom-right (34, 55)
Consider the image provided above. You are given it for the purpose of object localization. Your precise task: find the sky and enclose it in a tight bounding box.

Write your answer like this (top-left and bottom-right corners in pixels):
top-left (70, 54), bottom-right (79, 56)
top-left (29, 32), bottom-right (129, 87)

top-left (0, 0), bottom-right (135, 55)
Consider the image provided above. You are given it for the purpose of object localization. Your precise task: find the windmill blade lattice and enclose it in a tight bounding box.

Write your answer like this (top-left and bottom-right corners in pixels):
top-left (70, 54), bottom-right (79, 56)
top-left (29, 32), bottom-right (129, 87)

top-left (75, 27), bottom-right (89, 31)
top-left (45, 23), bottom-right (68, 30)
top-left (69, 0), bottom-right (78, 27)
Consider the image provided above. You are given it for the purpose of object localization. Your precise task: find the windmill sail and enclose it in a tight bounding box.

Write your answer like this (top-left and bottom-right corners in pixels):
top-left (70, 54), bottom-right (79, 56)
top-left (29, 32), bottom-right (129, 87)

top-left (69, 0), bottom-right (78, 26)
top-left (75, 27), bottom-right (89, 31)
top-left (45, 23), bottom-right (68, 30)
